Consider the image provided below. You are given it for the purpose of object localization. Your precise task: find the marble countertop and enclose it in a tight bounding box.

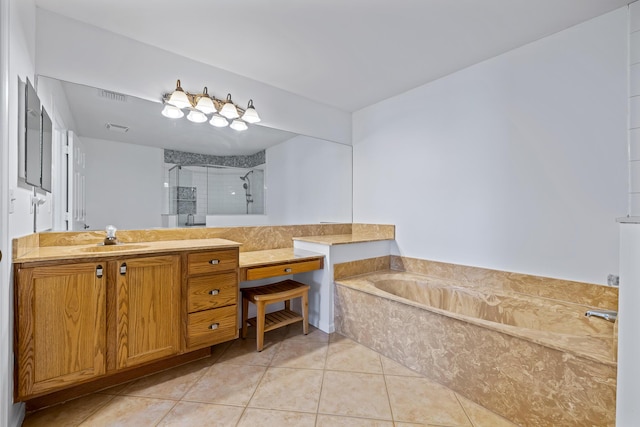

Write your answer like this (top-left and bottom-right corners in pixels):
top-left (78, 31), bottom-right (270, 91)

top-left (239, 248), bottom-right (325, 268)
top-left (13, 238), bottom-right (242, 263)
top-left (292, 234), bottom-right (393, 245)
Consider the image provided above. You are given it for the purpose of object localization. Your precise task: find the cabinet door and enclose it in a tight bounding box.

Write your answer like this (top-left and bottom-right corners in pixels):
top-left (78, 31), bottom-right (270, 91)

top-left (113, 255), bottom-right (180, 369)
top-left (16, 262), bottom-right (106, 399)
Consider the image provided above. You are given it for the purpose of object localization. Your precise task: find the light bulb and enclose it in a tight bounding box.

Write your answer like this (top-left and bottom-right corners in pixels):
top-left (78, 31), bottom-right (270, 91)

top-left (241, 99), bottom-right (261, 123)
top-left (161, 104), bottom-right (184, 119)
top-left (186, 109), bottom-right (207, 123)
top-left (220, 93), bottom-right (240, 119)
top-left (230, 119), bottom-right (248, 131)
top-left (209, 114), bottom-right (229, 127)
top-left (166, 79), bottom-right (191, 109)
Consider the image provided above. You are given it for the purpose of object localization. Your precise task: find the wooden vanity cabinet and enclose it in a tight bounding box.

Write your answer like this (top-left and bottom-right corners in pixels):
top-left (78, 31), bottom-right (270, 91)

top-left (184, 248), bottom-right (239, 351)
top-left (108, 255), bottom-right (181, 370)
top-left (15, 262), bottom-right (106, 400)
top-left (14, 247), bottom-right (239, 402)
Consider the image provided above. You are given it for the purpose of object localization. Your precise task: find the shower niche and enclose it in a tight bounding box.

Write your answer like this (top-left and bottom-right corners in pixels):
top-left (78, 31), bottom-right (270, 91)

top-left (167, 164), bottom-right (265, 226)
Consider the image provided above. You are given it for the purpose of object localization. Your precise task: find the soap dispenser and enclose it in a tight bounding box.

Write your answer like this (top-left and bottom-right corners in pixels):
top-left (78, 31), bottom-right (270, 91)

top-left (104, 225), bottom-right (118, 245)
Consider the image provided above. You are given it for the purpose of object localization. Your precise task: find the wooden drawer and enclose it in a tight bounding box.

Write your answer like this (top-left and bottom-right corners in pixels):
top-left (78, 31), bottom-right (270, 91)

top-left (188, 272), bottom-right (237, 313)
top-left (187, 305), bottom-right (237, 349)
top-left (187, 249), bottom-right (238, 276)
top-left (245, 258), bottom-right (323, 281)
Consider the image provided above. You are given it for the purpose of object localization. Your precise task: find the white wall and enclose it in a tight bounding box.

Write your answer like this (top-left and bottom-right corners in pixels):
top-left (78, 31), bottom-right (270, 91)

top-left (1, 0), bottom-right (36, 425)
top-left (35, 8), bottom-right (351, 146)
top-left (353, 8), bottom-right (628, 285)
top-left (83, 137), bottom-right (163, 231)
top-left (266, 135), bottom-right (353, 225)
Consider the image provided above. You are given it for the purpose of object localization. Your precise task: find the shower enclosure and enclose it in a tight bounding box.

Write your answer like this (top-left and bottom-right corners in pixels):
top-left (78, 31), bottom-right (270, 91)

top-left (167, 164), bottom-right (265, 226)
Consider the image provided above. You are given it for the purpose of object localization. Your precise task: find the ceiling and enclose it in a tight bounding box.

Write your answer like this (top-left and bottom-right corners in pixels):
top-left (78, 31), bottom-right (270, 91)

top-left (35, 0), bottom-right (630, 112)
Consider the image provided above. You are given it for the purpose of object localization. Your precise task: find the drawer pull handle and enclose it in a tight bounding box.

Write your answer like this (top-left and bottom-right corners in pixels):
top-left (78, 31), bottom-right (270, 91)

top-left (284, 268), bottom-right (292, 273)
top-left (209, 259), bottom-right (220, 265)
top-left (96, 265), bottom-right (103, 278)
top-left (209, 323), bottom-right (219, 330)
top-left (208, 289), bottom-right (220, 296)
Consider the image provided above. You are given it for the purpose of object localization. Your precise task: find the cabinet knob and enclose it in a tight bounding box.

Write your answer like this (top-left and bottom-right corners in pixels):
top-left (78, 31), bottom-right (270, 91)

top-left (96, 265), bottom-right (103, 278)
top-left (209, 323), bottom-right (219, 330)
top-left (208, 289), bottom-right (220, 296)
top-left (209, 259), bottom-right (220, 265)
top-left (284, 268), bottom-right (292, 273)
top-left (120, 263), bottom-right (127, 275)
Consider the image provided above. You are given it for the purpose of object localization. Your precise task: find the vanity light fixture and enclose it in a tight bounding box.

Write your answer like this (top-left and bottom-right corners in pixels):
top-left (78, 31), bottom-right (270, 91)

top-left (162, 79), bottom-right (260, 132)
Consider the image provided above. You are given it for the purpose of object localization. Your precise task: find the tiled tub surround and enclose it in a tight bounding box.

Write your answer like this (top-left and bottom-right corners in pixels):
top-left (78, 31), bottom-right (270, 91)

top-left (334, 257), bottom-right (618, 426)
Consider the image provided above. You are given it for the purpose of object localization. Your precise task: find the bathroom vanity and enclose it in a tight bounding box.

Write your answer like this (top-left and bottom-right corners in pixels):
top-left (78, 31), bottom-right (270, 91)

top-left (11, 223), bottom-right (394, 408)
top-left (13, 239), bottom-right (240, 403)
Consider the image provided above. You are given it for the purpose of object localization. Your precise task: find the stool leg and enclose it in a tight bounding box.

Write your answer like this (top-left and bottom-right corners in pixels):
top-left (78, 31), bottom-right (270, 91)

top-left (284, 299), bottom-right (290, 311)
top-left (256, 301), bottom-right (266, 352)
top-left (302, 292), bottom-right (309, 335)
top-left (241, 296), bottom-right (249, 339)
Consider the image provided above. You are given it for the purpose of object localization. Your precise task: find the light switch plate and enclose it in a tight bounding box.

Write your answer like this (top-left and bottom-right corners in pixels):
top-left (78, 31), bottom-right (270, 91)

top-left (9, 189), bottom-right (15, 214)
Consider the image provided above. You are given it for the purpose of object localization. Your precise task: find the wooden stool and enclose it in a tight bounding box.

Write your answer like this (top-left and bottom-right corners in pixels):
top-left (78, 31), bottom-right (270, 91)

top-left (241, 280), bottom-right (310, 351)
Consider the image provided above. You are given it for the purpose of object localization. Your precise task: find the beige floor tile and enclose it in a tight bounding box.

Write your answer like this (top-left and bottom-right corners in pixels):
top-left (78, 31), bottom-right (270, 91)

top-left (457, 394), bottom-right (518, 427)
top-left (325, 340), bottom-right (383, 373)
top-left (329, 332), bottom-right (352, 343)
top-left (210, 340), bottom-right (234, 362)
top-left (286, 323), bottom-right (330, 342)
top-left (119, 357), bottom-right (213, 400)
top-left (237, 408), bottom-right (316, 427)
top-left (96, 383), bottom-right (131, 396)
top-left (270, 339), bottom-right (328, 369)
top-left (79, 395), bottom-right (175, 426)
top-left (217, 337), bottom-right (281, 366)
top-left (319, 371), bottom-right (392, 420)
top-left (242, 324), bottom-right (290, 341)
top-left (385, 376), bottom-right (472, 426)
top-left (316, 414), bottom-right (394, 426)
top-left (249, 367), bottom-right (323, 413)
top-left (182, 363), bottom-right (266, 406)
top-left (23, 393), bottom-right (115, 427)
top-left (156, 401), bottom-right (244, 426)
top-left (380, 356), bottom-right (422, 377)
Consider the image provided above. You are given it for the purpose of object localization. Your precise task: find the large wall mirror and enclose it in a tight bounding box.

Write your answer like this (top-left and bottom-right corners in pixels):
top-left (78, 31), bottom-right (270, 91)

top-left (38, 76), bottom-right (353, 231)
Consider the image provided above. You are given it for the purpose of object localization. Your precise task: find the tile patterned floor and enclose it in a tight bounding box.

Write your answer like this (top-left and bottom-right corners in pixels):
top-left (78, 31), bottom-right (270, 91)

top-left (22, 325), bottom-right (517, 427)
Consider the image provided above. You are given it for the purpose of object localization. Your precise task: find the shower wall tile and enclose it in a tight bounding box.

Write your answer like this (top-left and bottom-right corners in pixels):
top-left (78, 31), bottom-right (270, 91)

top-left (630, 160), bottom-right (640, 193)
top-left (630, 129), bottom-right (640, 161)
top-left (164, 149), bottom-right (265, 168)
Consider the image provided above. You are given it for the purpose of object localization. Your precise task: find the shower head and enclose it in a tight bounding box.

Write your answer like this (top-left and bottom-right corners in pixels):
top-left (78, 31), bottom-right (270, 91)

top-left (240, 170), bottom-right (254, 181)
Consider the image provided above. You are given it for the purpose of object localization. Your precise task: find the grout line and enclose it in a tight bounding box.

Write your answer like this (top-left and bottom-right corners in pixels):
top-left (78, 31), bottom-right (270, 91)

top-left (379, 355), bottom-right (396, 424)
top-left (153, 400), bottom-right (181, 427)
top-left (454, 392), bottom-right (477, 427)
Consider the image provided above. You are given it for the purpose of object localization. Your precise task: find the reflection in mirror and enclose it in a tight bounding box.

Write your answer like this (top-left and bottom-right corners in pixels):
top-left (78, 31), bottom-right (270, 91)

top-left (37, 76), bottom-right (353, 231)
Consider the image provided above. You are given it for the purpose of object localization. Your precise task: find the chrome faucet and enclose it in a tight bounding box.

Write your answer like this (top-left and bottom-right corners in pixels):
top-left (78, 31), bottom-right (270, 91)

top-left (585, 309), bottom-right (617, 322)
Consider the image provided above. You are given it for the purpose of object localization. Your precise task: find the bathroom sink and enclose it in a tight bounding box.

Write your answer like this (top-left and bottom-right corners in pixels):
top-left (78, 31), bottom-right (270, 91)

top-left (80, 244), bottom-right (150, 253)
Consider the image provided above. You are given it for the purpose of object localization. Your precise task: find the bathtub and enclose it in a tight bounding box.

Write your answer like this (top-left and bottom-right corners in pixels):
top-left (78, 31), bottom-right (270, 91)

top-left (334, 271), bottom-right (617, 426)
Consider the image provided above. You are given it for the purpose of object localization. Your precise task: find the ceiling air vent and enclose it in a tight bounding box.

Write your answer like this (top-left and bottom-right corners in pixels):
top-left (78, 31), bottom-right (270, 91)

top-left (99, 89), bottom-right (127, 102)
top-left (105, 123), bottom-right (129, 133)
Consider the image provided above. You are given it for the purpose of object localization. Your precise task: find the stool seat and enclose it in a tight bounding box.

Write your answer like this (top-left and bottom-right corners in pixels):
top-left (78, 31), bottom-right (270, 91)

top-left (241, 279), bottom-right (310, 351)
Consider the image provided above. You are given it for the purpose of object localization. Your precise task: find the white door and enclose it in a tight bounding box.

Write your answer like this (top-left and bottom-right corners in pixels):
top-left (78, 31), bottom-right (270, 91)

top-left (67, 131), bottom-right (87, 230)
